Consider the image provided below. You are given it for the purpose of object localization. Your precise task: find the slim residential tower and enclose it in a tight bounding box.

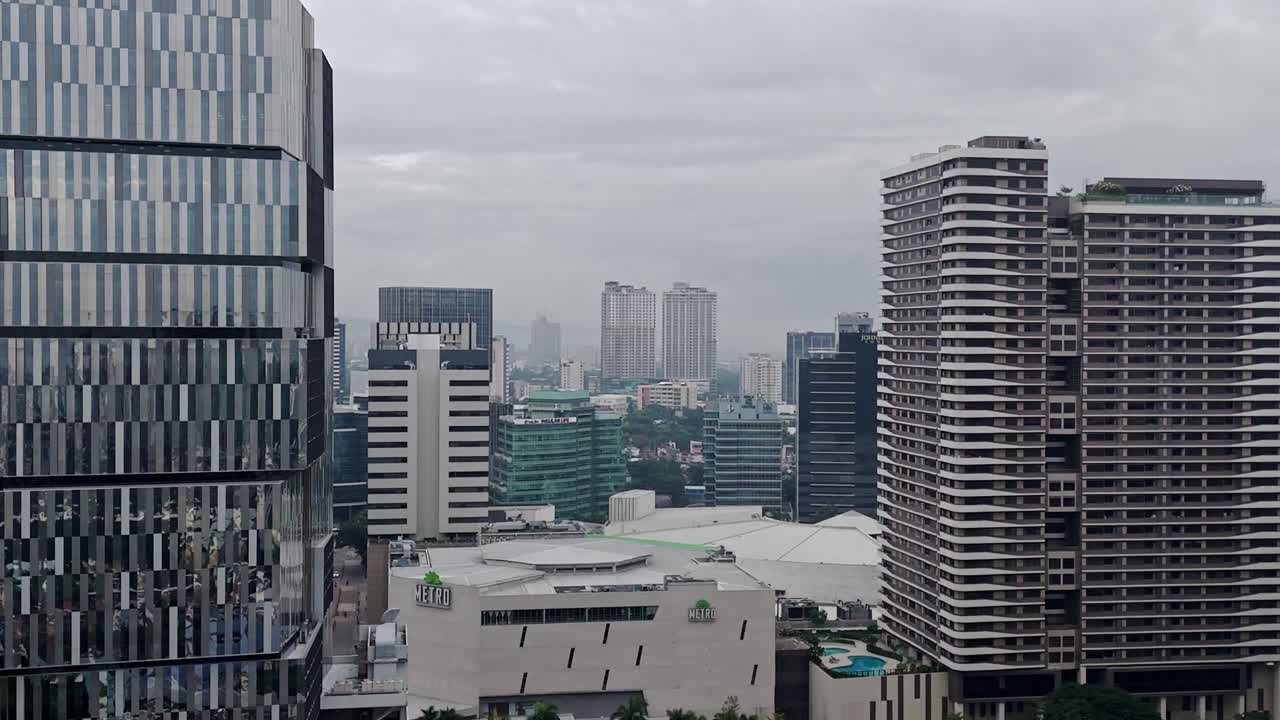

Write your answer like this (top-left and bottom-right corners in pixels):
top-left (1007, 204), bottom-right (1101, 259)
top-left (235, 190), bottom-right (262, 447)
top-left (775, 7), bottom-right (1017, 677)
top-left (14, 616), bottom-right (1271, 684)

top-left (663, 282), bottom-right (718, 381)
top-left (600, 282), bottom-right (657, 380)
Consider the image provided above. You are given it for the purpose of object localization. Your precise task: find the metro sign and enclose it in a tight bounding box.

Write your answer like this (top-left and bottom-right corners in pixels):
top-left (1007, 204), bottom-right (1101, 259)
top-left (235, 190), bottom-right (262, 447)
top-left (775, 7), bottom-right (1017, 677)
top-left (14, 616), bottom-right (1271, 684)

top-left (688, 606), bottom-right (717, 622)
top-left (416, 583), bottom-right (452, 609)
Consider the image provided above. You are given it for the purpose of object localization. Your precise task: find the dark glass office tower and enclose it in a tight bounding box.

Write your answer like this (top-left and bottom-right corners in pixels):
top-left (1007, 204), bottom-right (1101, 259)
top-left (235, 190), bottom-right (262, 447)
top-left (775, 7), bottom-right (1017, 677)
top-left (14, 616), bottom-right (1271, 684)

top-left (378, 287), bottom-right (493, 349)
top-left (783, 330), bottom-right (834, 404)
top-left (796, 321), bottom-right (877, 521)
top-left (334, 405), bottom-right (368, 523)
top-left (0, 1), bottom-right (334, 717)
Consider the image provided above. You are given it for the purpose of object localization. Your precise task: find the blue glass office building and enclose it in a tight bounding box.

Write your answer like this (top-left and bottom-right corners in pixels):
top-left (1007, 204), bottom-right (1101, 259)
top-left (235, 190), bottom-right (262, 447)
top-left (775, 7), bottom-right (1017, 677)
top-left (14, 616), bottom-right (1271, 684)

top-left (379, 287), bottom-right (493, 349)
top-left (0, 1), bottom-right (335, 716)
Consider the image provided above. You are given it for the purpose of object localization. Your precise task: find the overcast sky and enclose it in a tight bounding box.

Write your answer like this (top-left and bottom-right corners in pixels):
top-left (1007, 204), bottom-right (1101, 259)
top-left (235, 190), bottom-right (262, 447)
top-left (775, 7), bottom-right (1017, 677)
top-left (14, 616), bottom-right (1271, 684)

top-left (309, 0), bottom-right (1280, 357)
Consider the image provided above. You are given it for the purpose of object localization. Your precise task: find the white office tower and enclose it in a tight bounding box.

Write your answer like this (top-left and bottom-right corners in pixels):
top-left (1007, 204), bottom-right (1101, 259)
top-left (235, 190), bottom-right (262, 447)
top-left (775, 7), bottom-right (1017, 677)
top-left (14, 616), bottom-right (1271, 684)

top-left (601, 281), bottom-right (657, 379)
top-left (663, 282), bottom-right (718, 381)
top-left (492, 334), bottom-right (512, 402)
top-left (367, 323), bottom-right (492, 539)
top-left (739, 353), bottom-right (783, 405)
top-left (879, 135), bottom-right (1280, 711)
top-left (560, 359), bottom-right (586, 391)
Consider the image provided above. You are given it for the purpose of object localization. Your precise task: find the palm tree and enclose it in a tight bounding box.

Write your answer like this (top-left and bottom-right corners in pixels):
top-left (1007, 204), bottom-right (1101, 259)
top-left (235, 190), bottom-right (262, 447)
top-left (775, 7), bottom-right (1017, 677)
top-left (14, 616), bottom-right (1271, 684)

top-left (438, 710), bottom-right (465, 720)
top-left (418, 709), bottom-right (440, 720)
top-left (713, 698), bottom-right (744, 720)
top-left (667, 711), bottom-right (707, 720)
top-left (613, 697), bottom-right (650, 720)
top-left (528, 703), bottom-right (561, 720)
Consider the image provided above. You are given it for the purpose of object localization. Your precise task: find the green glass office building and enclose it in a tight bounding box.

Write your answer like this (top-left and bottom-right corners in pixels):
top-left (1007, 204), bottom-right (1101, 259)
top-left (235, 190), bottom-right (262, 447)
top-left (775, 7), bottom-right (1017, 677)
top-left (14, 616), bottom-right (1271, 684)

top-left (491, 391), bottom-right (625, 519)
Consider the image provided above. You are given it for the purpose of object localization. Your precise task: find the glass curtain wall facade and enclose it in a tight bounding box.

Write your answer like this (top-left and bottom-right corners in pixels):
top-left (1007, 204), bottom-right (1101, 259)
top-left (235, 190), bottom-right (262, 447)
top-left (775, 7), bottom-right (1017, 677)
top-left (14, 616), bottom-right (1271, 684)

top-left (783, 331), bottom-right (834, 405)
top-left (795, 327), bottom-right (878, 521)
top-left (0, 1), bottom-right (335, 717)
top-left (490, 391), bottom-right (624, 519)
top-left (704, 398), bottom-right (784, 511)
top-left (378, 287), bottom-right (493, 349)
top-left (334, 405), bottom-right (368, 523)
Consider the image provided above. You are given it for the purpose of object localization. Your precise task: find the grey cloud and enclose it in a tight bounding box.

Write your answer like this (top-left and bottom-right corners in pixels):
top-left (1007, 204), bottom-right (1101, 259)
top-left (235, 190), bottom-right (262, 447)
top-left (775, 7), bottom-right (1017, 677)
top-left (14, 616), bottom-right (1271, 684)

top-left (308, 0), bottom-right (1280, 356)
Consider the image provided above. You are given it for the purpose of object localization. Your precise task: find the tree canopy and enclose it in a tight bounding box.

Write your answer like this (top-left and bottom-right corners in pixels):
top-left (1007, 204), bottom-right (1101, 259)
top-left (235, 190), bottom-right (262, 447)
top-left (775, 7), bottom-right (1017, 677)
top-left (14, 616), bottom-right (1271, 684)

top-left (612, 697), bottom-right (650, 720)
top-left (336, 511), bottom-right (368, 561)
top-left (1039, 684), bottom-right (1160, 720)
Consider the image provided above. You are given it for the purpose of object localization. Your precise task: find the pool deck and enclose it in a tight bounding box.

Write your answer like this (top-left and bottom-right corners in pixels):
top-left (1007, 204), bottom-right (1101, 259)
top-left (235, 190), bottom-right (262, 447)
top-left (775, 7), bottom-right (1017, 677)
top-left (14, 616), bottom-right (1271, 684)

top-left (818, 641), bottom-right (900, 675)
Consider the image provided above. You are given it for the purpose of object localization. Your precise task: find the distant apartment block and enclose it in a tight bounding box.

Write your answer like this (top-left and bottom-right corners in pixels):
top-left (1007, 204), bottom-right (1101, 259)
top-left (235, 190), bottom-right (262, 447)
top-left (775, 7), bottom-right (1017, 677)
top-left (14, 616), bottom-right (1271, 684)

top-left (560, 359), bottom-right (586, 391)
top-left (529, 313), bottom-right (563, 366)
top-left (739, 353), bottom-right (783, 405)
top-left (491, 335), bottom-right (512, 402)
top-left (663, 282), bottom-right (718, 381)
top-left (638, 381), bottom-right (701, 410)
top-left (601, 282), bottom-right (657, 379)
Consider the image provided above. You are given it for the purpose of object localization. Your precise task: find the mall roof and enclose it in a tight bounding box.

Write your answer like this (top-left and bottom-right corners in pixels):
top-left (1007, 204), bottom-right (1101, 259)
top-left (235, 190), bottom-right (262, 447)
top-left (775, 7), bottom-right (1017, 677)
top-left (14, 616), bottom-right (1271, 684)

top-left (390, 537), bottom-right (767, 596)
top-left (602, 506), bottom-right (883, 604)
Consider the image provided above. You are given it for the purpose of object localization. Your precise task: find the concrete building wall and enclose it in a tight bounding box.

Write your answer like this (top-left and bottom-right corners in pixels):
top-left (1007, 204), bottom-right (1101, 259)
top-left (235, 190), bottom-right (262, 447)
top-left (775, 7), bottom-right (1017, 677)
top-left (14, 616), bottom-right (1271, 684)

top-left (389, 576), bottom-right (776, 717)
top-left (740, 354), bottom-right (783, 405)
top-left (811, 669), bottom-right (950, 720)
top-left (609, 490), bottom-right (657, 522)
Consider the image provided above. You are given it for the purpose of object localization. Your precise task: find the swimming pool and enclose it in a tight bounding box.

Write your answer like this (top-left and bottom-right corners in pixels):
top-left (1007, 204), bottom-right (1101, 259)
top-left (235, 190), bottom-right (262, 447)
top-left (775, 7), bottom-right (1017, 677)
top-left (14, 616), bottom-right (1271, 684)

top-left (832, 656), bottom-right (888, 677)
top-left (821, 647), bottom-right (851, 656)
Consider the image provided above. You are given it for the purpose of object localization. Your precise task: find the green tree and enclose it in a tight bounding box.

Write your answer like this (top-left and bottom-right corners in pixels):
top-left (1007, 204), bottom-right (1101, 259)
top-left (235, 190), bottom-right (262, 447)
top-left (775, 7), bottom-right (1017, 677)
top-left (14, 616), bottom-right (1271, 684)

top-left (528, 703), bottom-right (561, 720)
top-left (418, 709), bottom-right (438, 720)
top-left (1039, 684), bottom-right (1159, 720)
top-left (612, 697), bottom-right (650, 720)
top-left (667, 711), bottom-right (707, 720)
top-left (811, 608), bottom-right (828, 627)
top-left (438, 710), bottom-right (464, 720)
top-left (337, 511), bottom-right (368, 561)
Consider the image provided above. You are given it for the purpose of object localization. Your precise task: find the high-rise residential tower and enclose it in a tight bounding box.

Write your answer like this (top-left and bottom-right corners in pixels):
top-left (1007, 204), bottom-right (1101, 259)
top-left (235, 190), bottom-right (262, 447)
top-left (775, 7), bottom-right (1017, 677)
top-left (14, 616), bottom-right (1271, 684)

top-left (0, 1), bottom-right (335, 716)
top-left (704, 398), bottom-right (784, 511)
top-left (334, 318), bottom-right (351, 404)
top-left (783, 330), bottom-right (835, 404)
top-left (880, 136), bottom-right (1280, 712)
top-left (739, 353), bottom-right (783, 405)
top-left (529, 313), bottom-right (563, 367)
top-left (379, 287), bottom-right (493, 349)
top-left (795, 316), bottom-right (877, 521)
top-left (560, 359), bottom-right (585, 391)
top-left (663, 282), bottom-right (718, 381)
top-left (600, 282), bottom-right (657, 380)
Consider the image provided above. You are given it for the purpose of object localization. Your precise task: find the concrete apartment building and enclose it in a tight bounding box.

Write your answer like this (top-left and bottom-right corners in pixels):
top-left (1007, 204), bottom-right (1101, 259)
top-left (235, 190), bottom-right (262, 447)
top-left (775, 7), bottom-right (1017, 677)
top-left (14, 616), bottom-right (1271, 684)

top-left (601, 282), bottom-right (657, 380)
top-left (879, 135), bottom-right (1280, 715)
top-left (740, 353), bottom-right (784, 405)
top-left (387, 538), bottom-right (776, 718)
top-left (784, 330), bottom-right (835, 405)
top-left (705, 398), bottom-right (785, 511)
top-left (638, 381), bottom-right (701, 410)
top-left (367, 323), bottom-right (491, 540)
top-left (663, 282), bottom-right (719, 381)
top-left (796, 316), bottom-right (878, 521)
top-left (492, 334), bottom-right (513, 402)
top-left (561, 359), bottom-right (586, 391)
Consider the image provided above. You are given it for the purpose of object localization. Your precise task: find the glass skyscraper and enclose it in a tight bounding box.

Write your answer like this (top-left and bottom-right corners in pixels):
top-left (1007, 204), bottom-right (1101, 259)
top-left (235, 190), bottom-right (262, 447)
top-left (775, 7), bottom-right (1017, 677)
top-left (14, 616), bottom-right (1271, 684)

top-left (0, 1), bottom-right (334, 717)
top-left (378, 287), bottom-right (493, 349)
top-left (783, 330), bottom-right (835, 404)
